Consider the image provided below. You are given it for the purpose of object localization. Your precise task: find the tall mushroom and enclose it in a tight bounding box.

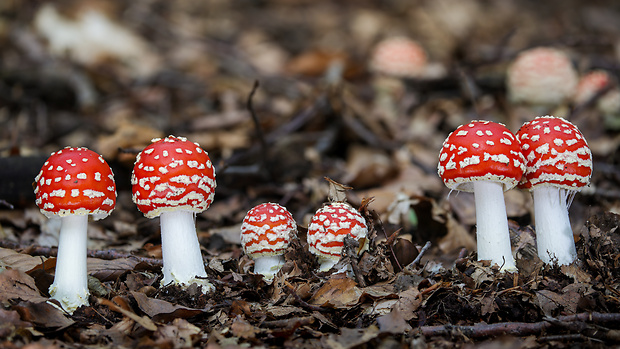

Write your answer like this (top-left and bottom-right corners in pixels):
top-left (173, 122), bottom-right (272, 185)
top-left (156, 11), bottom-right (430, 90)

top-left (240, 203), bottom-right (296, 280)
top-left (437, 121), bottom-right (525, 271)
top-left (516, 116), bottom-right (592, 265)
top-left (307, 202), bottom-right (368, 272)
top-left (34, 147), bottom-right (116, 314)
top-left (131, 136), bottom-right (216, 290)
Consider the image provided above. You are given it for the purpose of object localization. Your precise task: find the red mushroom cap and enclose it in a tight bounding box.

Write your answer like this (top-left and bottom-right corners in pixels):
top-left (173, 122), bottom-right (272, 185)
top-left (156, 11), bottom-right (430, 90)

top-left (131, 136), bottom-right (216, 218)
top-left (516, 116), bottom-right (592, 190)
top-left (437, 121), bottom-right (525, 192)
top-left (507, 47), bottom-right (578, 105)
top-left (34, 147), bottom-right (116, 220)
top-left (370, 36), bottom-right (427, 78)
top-left (307, 202), bottom-right (368, 260)
top-left (240, 203), bottom-right (296, 258)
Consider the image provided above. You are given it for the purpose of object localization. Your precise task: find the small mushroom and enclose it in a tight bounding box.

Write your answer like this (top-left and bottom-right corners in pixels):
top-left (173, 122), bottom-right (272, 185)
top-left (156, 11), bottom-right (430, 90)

top-left (34, 147), bottom-right (116, 314)
top-left (307, 202), bottom-right (368, 272)
top-left (507, 47), bottom-right (578, 107)
top-left (437, 121), bottom-right (525, 271)
top-left (516, 116), bottom-right (592, 265)
top-left (131, 136), bottom-right (216, 291)
top-left (370, 36), bottom-right (428, 79)
top-left (240, 203), bottom-right (296, 280)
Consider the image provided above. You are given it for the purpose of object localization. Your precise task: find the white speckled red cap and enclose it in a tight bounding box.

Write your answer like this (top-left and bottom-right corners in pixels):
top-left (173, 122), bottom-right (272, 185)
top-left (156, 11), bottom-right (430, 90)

top-left (307, 202), bottom-right (368, 261)
top-left (507, 47), bottom-right (578, 105)
top-left (131, 136), bottom-right (216, 218)
top-left (240, 203), bottom-right (296, 258)
top-left (34, 147), bottom-right (116, 220)
top-left (516, 116), bottom-right (592, 190)
top-left (437, 120), bottom-right (525, 192)
top-left (370, 37), bottom-right (427, 78)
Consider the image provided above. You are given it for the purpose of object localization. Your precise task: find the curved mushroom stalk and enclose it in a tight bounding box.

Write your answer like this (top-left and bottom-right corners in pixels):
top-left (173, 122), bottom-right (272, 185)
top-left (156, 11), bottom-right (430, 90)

top-left (160, 210), bottom-right (213, 291)
top-left (533, 186), bottom-right (577, 265)
top-left (49, 214), bottom-right (89, 314)
top-left (473, 181), bottom-right (517, 271)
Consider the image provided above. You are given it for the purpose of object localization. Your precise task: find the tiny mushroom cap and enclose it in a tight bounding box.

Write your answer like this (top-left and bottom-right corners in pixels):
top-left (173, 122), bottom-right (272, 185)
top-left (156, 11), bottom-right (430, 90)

top-left (438, 121), bottom-right (524, 271)
top-left (574, 70), bottom-right (620, 116)
top-left (34, 146), bottom-right (116, 314)
top-left (132, 136), bottom-right (216, 218)
top-left (240, 203), bottom-right (297, 280)
top-left (131, 136), bottom-right (216, 290)
top-left (507, 47), bottom-right (578, 106)
top-left (437, 121), bottom-right (525, 193)
top-left (369, 36), bottom-right (427, 78)
top-left (307, 202), bottom-right (368, 272)
top-left (35, 147), bottom-right (116, 220)
top-left (516, 116), bottom-right (592, 265)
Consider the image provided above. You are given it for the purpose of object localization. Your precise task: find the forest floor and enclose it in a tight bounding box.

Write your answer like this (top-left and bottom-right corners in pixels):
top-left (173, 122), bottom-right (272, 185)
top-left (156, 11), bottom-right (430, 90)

top-left (1, 1), bottom-right (620, 348)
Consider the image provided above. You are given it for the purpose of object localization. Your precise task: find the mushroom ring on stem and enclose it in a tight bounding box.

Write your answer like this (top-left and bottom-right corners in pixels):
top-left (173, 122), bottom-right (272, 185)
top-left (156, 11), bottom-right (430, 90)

top-left (307, 202), bottom-right (368, 272)
top-left (438, 121), bottom-right (525, 271)
top-left (516, 116), bottom-right (592, 265)
top-left (34, 147), bottom-right (116, 314)
top-left (240, 203), bottom-right (297, 280)
top-left (132, 136), bottom-right (216, 291)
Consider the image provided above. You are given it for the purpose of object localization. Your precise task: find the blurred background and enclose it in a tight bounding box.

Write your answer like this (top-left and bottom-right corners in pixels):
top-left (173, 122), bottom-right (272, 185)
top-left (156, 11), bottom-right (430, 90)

top-left (0, 0), bottom-right (619, 262)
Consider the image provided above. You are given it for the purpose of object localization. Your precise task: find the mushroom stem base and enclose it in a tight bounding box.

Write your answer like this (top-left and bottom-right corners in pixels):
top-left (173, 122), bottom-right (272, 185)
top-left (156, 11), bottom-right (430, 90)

top-left (473, 181), bottom-right (516, 271)
top-left (160, 210), bottom-right (213, 292)
top-left (533, 186), bottom-right (577, 265)
top-left (49, 214), bottom-right (89, 314)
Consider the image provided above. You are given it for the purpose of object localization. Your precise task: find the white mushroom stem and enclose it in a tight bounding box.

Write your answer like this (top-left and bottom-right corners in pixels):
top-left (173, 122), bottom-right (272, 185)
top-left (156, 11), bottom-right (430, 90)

top-left (473, 181), bottom-right (517, 271)
top-left (316, 256), bottom-right (339, 272)
top-left (532, 186), bottom-right (577, 265)
top-left (49, 214), bottom-right (89, 314)
top-left (159, 210), bottom-right (213, 292)
top-left (253, 255), bottom-right (285, 280)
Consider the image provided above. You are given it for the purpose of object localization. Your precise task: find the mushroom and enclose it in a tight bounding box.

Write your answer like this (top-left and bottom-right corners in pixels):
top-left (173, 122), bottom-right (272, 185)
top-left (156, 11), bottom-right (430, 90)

top-left (437, 121), bottom-right (525, 271)
top-left (507, 47), bottom-right (578, 107)
top-left (307, 202), bottom-right (368, 272)
top-left (34, 147), bottom-right (116, 314)
top-left (516, 116), bottom-right (592, 265)
top-left (368, 37), bottom-right (430, 128)
top-left (370, 36), bottom-right (428, 79)
top-left (573, 70), bottom-right (620, 128)
top-left (240, 203), bottom-right (296, 280)
top-left (131, 136), bottom-right (216, 290)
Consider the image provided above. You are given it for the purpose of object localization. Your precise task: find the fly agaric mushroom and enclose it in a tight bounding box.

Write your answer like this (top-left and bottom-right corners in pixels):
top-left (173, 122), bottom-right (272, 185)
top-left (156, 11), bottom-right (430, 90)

top-left (240, 203), bottom-right (296, 280)
top-left (437, 121), bottom-right (525, 271)
top-left (131, 136), bottom-right (216, 290)
top-left (574, 71), bottom-right (620, 125)
top-left (507, 47), bottom-right (578, 107)
top-left (34, 147), bottom-right (116, 314)
top-left (370, 36), bottom-right (428, 78)
top-left (516, 116), bottom-right (592, 265)
top-left (307, 202), bottom-right (368, 272)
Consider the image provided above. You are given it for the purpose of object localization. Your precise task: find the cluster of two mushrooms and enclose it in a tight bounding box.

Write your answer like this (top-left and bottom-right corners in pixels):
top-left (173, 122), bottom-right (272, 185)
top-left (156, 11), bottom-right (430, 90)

top-left (34, 136), bottom-right (217, 314)
top-left (438, 117), bottom-right (592, 271)
top-left (240, 201), bottom-right (369, 280)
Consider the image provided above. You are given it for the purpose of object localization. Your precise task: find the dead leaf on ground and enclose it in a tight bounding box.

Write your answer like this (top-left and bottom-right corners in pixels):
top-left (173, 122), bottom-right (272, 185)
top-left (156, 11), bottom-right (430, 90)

top-left (0, 269), bottom-right (48, 304)
top-left (309, 277), bottom-right (363, 308)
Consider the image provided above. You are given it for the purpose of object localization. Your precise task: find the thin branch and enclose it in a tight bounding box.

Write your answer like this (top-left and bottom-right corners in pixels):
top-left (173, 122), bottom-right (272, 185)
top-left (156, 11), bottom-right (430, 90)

top-left (0, 239), bottom-right (163, 267)
top-left (420, 312), bottom-right (620, 341)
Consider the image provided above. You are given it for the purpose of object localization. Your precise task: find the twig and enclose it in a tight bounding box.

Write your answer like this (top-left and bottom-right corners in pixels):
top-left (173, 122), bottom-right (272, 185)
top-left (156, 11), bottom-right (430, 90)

top-left (246, 80), bottom-right (268, 165)
top-left (0, 239), bottom-right (163, 267)
top-left (283, 281), bottom-right (327, 313)
top-left (420, 312), bottom-right (620, 340)
top-left (262, 316), bottom-right (315, 328)
top-left (408, 241), bottom-right (431, 268)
